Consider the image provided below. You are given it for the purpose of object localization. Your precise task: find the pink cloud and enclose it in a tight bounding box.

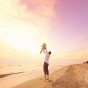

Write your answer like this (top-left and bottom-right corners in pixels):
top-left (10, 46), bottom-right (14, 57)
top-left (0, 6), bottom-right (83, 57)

top-left (20, 0), bottom-right (56, 17)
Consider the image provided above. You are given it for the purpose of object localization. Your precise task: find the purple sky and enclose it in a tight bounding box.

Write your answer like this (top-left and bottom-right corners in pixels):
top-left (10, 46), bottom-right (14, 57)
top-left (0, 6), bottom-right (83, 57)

top-left (49, 0), bottom-right (88, 53)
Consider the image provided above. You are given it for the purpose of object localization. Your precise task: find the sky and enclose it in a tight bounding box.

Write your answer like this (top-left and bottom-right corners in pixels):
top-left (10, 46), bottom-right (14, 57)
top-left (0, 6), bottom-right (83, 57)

top-left (0, 0), bottom-right (88, 64)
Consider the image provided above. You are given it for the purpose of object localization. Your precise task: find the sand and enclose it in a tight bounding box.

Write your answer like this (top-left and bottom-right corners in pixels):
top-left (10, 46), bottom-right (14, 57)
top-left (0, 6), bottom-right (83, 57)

top-left (13, 64), bottom-right (88, 88)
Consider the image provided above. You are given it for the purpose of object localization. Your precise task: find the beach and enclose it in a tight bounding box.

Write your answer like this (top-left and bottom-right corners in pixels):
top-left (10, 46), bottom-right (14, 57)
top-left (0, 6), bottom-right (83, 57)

top-left (0, 64), bottom-right (64, 88)
top-left (13, 64), bottom-right (88, 88)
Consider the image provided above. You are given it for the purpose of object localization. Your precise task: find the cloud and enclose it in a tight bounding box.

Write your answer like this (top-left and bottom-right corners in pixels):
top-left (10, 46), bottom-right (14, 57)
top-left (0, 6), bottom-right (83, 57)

top-left (62, 49), bottom-right (88, 60)
top-left (20, 0), bottom-right (56, 17)
top-left (0, 0), bottom-right (57, 41)
top-left (0, 0), bottom-right (56, 29)
top-left (19, 0), bottom-right (57, 31)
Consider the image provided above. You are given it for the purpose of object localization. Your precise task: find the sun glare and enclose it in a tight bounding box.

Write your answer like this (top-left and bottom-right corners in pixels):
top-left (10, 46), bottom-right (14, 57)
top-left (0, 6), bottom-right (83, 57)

top-left (0, 25), bottom-right (41, 53)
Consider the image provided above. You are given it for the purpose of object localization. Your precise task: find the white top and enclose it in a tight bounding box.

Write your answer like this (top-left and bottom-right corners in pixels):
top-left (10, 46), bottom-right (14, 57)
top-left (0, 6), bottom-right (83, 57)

top-left (44, 52), bottom-right (50, 64)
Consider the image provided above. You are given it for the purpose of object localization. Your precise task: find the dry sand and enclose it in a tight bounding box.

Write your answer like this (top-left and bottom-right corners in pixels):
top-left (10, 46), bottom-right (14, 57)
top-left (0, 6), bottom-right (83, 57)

top-left (13, 64), bottom-right (88, 88)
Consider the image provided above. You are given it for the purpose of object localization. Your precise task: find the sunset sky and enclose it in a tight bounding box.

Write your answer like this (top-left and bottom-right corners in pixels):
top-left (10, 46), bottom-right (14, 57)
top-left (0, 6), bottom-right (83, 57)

top-left (0, 0), bottom-right (88, 64)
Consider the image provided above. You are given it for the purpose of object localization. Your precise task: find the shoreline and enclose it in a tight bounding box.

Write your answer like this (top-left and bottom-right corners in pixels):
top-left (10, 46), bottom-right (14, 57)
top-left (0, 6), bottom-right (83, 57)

top-left (13, 64), bottom-right (88, 88)
top-left (0, 72), bottom-right (24, 78)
